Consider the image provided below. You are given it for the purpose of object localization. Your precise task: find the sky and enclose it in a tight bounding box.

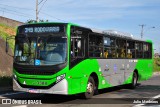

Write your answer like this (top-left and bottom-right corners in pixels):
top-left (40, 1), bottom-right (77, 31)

top-left (0, 0), bottom-right (160, 53)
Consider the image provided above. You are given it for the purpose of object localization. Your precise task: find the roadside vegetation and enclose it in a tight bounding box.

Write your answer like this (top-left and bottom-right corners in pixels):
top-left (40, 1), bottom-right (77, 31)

top-left (0, 23), bottom-right (16, 51)
top-left (154, 58), bottom-right (160, 72)
top-left (0, 23), bottom-right (16, 87)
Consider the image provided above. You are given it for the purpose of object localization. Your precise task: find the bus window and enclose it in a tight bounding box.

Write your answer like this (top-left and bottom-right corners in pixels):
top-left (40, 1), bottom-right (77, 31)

top-left (144, 43), bottom-right (152, 59)
top-left (148, 43), bottom-right (152, 58)
top-left (104, 37), bottom-right (116, 58)
top-left (143, 43), bottom-right (148, 58)
top-left (116, 39), bottom-right (126, 58)
top-left (70, 26), bottom-right (87, 60)
top-left (89, 34), bottom-right (103, 58)
top-left (126, 41), bottom-right (135, 58)
top-left (71, 38), bottom-right (84, 58)
top-left (135, 42), bottom-right (143, 58)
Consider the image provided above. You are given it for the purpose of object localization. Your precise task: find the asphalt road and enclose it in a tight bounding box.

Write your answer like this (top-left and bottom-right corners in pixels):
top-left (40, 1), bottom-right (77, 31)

top-left (0, 74), bottom-right (160, 107)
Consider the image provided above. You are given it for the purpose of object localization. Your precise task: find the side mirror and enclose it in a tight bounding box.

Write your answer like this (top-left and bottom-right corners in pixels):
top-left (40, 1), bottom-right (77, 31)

top-left (6, 39), bottom-right (9, 53)
top-left (5, 36), bottom-right (15, 55)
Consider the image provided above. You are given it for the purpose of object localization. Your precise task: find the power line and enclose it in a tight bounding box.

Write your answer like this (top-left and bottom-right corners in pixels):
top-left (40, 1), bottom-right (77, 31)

top-left (0, 2), bottom-right (67, 22)
top-left (0, 9), bottom-right (33, 18)
top-left (36, 0), bottom-right (48, 22)
top-left (0, 3), bottom-right (33, 10)
top-left (0, 7), bottom-right (32, 16)
top-left (38, 0), bottom-right (48, 14)
top-left (38, 0), bottom-right (44, 5)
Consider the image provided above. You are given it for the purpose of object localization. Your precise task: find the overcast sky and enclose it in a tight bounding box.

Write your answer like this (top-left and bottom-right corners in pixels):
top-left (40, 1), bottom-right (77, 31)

top-left (0, 0), bottom-right (160, 53)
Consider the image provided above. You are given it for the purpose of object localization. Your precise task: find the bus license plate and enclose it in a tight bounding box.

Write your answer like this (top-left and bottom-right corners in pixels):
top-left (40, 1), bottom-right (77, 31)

top-left (28, 89), bottom-right (38, 93)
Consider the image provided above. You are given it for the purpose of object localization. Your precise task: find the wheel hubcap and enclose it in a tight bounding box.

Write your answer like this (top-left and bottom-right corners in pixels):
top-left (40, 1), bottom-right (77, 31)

top-left (87, 82), bottom-right (93, 94)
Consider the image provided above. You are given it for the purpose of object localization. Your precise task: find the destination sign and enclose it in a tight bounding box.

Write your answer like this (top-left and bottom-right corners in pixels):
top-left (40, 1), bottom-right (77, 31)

top-left (18, 24), bottom-right (65, 34)
top-left (24, 27), bottom-right (60, 33)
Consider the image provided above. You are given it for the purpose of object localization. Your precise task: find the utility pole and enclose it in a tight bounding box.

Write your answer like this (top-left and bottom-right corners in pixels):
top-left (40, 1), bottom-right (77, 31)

top-left (36, 0), bottom-right (38, 22)
top-left (139, 24), bottom-right (146, 39)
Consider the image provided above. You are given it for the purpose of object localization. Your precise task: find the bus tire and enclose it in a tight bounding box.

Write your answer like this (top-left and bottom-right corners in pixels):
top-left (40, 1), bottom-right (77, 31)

top-left (82, 76), bottom-right (95, 99)
top-left (129, 72), bottom-right (138, 89)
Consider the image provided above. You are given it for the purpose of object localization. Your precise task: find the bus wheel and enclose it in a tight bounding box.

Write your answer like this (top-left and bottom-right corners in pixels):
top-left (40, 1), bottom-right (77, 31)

top-left (83, 76), bottom-right (95, 99)
top-left (129, 72), bottom-right (138, 89)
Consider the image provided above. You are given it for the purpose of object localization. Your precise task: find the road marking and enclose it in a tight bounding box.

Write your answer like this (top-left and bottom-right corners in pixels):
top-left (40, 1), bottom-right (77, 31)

top-left (0, 92), bottom-right (26, 97)
top-left (12, 105), bottom-right (27, 107)
top-left (133, 94), bottom-right (160, 107)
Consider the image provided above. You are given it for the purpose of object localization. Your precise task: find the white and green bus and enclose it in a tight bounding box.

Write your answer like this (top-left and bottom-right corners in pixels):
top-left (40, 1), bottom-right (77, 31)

top-left (7, 22), bottom-right (153, 99)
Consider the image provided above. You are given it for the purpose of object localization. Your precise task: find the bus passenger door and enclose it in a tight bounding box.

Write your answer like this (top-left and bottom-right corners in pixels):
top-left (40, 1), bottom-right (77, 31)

top-left (70, 26), bottom-right (88, 93)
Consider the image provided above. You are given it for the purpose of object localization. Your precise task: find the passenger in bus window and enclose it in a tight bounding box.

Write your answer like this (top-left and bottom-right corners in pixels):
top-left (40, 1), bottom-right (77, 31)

top-left (127, 49), bottom-right (132, 58)
top-left (120, 48), bottom-right (125, 58)
top-left (104, 50), bottom-right (108, 58)
top-left (95, 47), bottom-right (102, 57)
top-left (112, 50), bottom-right (116, 58)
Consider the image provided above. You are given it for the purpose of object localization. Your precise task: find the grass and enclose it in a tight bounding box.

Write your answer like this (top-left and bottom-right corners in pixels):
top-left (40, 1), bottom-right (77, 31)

top-left (153, 58), bottom-right (160, 72)
top-left (0, 23), bottom-right (16, 52)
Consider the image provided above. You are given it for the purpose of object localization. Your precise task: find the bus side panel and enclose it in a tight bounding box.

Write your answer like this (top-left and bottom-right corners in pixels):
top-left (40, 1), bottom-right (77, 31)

top-left (97, 59), bottom-right (125, 86)
top-left (123, 59), bottom-right (153, 84)
top-left (124, 59), bottom-right (153, 84)
top-left (135, 59), bottom-right (153, 81)
top-left (97, 59), bottom-right (136, 86)
top-left (123, 59), bottom-right (137, 85)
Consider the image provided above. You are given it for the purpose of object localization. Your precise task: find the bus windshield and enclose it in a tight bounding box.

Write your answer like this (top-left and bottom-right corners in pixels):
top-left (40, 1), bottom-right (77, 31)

top-left (14, 35), bottom-right (67, 66)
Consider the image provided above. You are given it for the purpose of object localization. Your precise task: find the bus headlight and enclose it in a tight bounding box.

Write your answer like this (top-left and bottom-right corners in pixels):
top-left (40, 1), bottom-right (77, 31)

top-left (56, 74), bottom-right (65, 83)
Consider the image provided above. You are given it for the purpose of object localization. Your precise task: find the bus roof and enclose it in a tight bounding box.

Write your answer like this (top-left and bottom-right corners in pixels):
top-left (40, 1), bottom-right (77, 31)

top-left (90, 28), bottom-right (152, 43)
top-left (18, 22), bottom-right (152, 43)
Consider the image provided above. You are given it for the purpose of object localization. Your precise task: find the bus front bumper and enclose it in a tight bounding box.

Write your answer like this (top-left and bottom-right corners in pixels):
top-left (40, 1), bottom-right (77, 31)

top-left (13, 78), bottom-right (68, 95)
